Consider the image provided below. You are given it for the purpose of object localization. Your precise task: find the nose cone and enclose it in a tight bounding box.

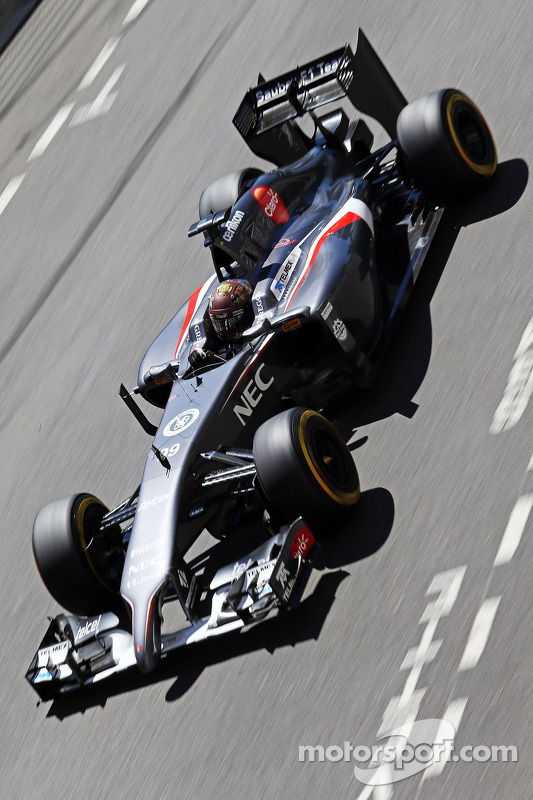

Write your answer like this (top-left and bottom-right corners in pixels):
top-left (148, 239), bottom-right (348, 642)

top-left (132, 593), bottom-right (161, 673)
top-left (121, 470), bottom-right (181, 673)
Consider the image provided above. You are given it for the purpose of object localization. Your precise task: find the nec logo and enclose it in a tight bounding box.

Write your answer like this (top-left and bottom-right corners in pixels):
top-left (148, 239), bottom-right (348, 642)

top-left (233, 364), bottom-right (274, 426)
top-left (128, 555), bottom-right (163, 576)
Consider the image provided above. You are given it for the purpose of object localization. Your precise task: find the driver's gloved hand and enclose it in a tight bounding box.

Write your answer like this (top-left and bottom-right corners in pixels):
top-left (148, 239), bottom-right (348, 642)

top-left (189, 347), bottom-right (207, 369)
top-left (189, 347), bottom-right (225, 369)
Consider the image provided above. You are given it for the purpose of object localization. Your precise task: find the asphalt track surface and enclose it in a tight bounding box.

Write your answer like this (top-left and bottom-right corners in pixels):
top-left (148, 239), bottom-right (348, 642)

top-left (0, 1), bottom-right (531, 798)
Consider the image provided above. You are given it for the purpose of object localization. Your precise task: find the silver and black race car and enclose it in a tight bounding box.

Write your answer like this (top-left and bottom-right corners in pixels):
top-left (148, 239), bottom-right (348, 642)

top-left (26, 30), bottom-right (497, 698)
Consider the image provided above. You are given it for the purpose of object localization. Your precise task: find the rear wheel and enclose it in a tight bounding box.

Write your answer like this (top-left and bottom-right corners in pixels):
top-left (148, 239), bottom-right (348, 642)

top-left (396, 88), bottom-right (497, 204)
top-left (253, 407), bottom-right (360, 533)
top-left (32, 493), bottom-right (124, 616)
top-left (198, 168), bottom-right (263, 218)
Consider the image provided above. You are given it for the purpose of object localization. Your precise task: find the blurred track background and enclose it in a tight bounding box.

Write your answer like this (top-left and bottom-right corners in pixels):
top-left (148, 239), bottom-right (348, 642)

top-left (0, 1), bottom-right (530, 798)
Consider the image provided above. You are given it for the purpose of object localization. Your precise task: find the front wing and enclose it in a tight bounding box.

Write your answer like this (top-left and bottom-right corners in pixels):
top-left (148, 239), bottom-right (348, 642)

top-left (26, 519), bottom-right (319, 699)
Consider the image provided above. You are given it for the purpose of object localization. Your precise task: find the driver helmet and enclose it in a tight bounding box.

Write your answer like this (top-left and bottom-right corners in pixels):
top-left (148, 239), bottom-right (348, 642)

top-left (208, 279), bottom-right (254, 340)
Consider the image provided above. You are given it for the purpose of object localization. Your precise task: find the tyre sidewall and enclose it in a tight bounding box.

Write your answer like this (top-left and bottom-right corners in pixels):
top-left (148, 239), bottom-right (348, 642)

top-left (253, 408), bottom-right (360, 528)
top-left (198, 168), bottom-right (263, 218)
top-left (397, 88), bottom-right (497, 203)
top-left (33, 493), bottom-right (120, 615)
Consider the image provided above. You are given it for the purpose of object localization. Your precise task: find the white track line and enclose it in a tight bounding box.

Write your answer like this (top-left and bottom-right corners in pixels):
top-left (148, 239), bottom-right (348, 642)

top-left (528, 452), bottom-right (533, 471)
top-left (123, 0), bottom-right (151, 25)
top-left (70, 65), bottom-right (125, 126)
top-left (400, 640), bottom-right (441, 670)
top-left (423, 697), bottom-right (468, 779)
top-left (28, 104), bottom-right (74, 161)
top-left (494, 494), bottom-right (533, 567)
top-left (458, 597), bottom-right (501, 671)
top-left (78, 36), bottom-right (121, 91)
top-left (0, 174), bottom-right (26, 215)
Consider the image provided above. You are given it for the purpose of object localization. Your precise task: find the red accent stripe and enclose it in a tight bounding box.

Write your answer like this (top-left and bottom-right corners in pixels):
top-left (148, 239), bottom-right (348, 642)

top-left (286, 212), bottom-right (360, 308)
top-left (145, 594), bottom-right (156, 644)
top-left (174, 285), bottom-right (204, 358)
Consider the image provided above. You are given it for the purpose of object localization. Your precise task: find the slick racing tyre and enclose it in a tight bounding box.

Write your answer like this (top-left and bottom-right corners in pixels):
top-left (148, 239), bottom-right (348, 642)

top-left (253, 407), bottom-right (360, 532)
top-left (396, 88), bottom-right (497, 204)
top-left (198, 168), bottom-right (263, 218)
top-left (32, 494), bottom-right (124, 616)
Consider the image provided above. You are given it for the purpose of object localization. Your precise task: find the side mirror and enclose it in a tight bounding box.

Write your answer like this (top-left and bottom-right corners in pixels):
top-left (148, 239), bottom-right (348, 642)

top-left (142, 360), bottom-right (180, 387)
top-left (241, 306), bottom-right (311, 342)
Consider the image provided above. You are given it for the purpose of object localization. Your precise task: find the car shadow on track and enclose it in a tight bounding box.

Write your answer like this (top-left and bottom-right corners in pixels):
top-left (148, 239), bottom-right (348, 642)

top-left (446, 158), bottom-right (528, 228)
top-left (45, 488), bottom-right (393, 718)
top-left (45, 570), bottom-right (347, 718)
top-left (328, 212), bottom-right (459, 430)
top-left (329, 157), bottom-right (528, 432)
top-left (316, 487), bottom-right (394, 570)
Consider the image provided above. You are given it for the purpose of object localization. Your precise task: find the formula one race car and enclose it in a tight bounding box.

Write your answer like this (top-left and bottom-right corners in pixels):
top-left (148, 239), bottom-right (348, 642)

top-left (27, 30), bottom-right (497, 698)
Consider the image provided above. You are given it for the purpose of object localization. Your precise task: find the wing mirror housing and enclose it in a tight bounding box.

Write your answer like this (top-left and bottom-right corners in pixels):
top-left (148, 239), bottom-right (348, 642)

top-left (242, 306), bottom-right (311, 342)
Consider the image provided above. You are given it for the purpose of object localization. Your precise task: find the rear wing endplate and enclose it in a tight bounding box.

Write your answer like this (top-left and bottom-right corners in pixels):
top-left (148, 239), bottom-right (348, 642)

top-left (233, 30), bottom-right (407, 165)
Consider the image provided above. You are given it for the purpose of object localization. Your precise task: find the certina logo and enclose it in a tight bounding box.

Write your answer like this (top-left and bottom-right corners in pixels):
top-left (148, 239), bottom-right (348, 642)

top-left (163, 408), bottom-right (200, 437)
top-left (233, 364), bottom-right (274, 426)
top-left (332, 318), bottom-right (348, 342)
top-left (137, 493), bottom-right (170, 512)
top-left (252, 186), bottom-right (289, 224)
top-left (75, 615), bottom-right (101, 641)
top-left (223, 210), bottom-right (244, 242)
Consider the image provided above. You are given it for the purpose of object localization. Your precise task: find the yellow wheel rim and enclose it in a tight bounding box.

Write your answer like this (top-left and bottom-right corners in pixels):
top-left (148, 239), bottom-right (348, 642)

top-left (446, 92), bottom-right (497, 177)
top-left (77, 496), bottom-right (118, 593)
top-left (297, 410), bottom-right (360, 507)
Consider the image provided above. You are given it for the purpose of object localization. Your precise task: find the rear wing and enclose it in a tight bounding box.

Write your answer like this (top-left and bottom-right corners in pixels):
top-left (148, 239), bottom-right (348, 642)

top-left (233, 30), bottom-right (407, 165)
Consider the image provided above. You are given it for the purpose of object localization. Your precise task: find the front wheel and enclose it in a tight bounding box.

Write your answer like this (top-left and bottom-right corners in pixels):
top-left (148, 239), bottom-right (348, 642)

top-left (253, 407), bottom-right (360, 534)
top-left (396, 88), bottom-right (497, 204)
top-left (32, 493), bottom-right (124, 616)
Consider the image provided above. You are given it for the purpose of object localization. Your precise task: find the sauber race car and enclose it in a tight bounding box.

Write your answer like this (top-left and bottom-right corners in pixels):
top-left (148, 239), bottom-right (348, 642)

top-left (27, 30), bottom-right (497, 698)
